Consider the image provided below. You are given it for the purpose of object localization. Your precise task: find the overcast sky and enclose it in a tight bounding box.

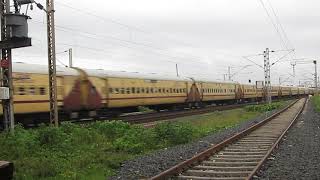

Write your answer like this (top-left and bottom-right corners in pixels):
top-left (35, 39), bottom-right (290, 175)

top-left (13, 0), bottom-right (320, 86)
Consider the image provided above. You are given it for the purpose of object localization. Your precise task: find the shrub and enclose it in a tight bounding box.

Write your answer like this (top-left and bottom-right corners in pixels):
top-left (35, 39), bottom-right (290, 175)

top-left (154, 122), bottom-right (195, 146)
top-left (245, 102), bottom-right (282, 112)
top-left (89, 121), bottom-right (131, 140)
top-left (113, 125), bottom-right (154, 153)
top-left (312, 96), bottom-right (320, 112)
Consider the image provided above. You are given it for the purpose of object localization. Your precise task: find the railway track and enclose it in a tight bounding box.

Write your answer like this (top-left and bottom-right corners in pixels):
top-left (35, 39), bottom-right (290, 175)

top-left (151, 98), bottom-right (306, 180)
top-left (122, 103), bottom-right (257, 124)
top-left (120, 98), bottom-right (295, 125)
top-left (69, 101), bottom-right (261, 125)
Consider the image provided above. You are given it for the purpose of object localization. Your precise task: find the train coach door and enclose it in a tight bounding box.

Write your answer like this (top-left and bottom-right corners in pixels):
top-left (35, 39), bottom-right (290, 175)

top-left (56, 76), bottom-right (64, 107)
top-left (186, 82), bottom-right (201, 104)
top-left (235, 84), bottom-right (243, 100)
top-left (200, 82), bottom-right (204, 100)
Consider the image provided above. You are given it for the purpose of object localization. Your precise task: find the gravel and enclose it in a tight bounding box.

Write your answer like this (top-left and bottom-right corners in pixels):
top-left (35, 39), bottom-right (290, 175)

top-left (257, 98), bottom-right (320, 180)
top-left (110, 101), bottom-right (293, 180)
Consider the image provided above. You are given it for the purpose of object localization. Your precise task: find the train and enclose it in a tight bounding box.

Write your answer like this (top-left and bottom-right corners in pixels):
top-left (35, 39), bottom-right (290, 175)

top-left (0, 62), bottom-right (315, 125)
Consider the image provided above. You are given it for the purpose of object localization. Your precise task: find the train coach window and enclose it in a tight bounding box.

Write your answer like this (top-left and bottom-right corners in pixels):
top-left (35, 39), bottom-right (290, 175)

top-left (150, 88), bottom-right (154, 93)
top-left (18, 87), bottom-right (26, 95)
top-left (29, 87), bottom-right (36, 95)
top-left (114, 88), bottom-right (119, 94)
top-left (39, 87), bottom-right (46, 95)
top-left (126, 88), bottom-right (130, 94)
top-left (120, 88), bottom-right (125, 94)
top-left (146, 88), bottom-right (149, 93)
top-left (169, 88), bottom-right (172, 93)
top-left (131, 87), bottom-right (135, 94)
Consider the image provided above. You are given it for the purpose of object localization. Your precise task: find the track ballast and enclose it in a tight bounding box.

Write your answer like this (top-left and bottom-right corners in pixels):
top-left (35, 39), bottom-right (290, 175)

top-left (151, 98), bottom-right (306, 180)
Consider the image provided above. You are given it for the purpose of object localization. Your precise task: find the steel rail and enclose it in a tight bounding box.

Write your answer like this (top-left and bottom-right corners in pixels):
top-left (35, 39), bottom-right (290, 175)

top-left (121, 98), bottom-right (296, 125)
top-left (246, 97), bottom-right (307, 179)
top-left (151, 98), bottom-right (305, 180)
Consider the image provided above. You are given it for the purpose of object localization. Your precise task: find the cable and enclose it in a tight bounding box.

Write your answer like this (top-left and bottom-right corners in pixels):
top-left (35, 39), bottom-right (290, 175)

top-left (55, 1), bottom-right (147, 33)
top-left (56, 58), bottom-right (68, 67)
top-left (54, 0), bottom-right (199, 54)
top-left (31, 37), bottom-right (210, 70)
top-left (266, 0), bottom-right (296, 62)
top-left (258, 0), bottom-right (289, 50)
top-left (30, 19), bottom-right (204, 64)
top-left (266, 0), bottom-right (294, 49)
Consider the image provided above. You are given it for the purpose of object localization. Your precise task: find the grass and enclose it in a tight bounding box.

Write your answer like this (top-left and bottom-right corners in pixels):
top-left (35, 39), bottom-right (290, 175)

top-left (169, 101), bottom-right (287, 136)
top-left (0, 100), bottom-right (288, 179)
top-left (311, 95), bottom-right (320, 112)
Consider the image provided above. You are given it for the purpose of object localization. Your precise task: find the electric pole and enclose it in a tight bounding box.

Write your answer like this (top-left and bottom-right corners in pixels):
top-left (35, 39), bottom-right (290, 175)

top-left (47, 0), bottom-right (58, 126)
top-left (68, 48), bottom-right (72, 67)
top-left (175, 63), bottom-right (179, 77)
top-left (279, 77), bottom-right (281, 85)
top-left (228, 66), bottom-right (231, 81)
top-left (0, 0), bottom-right (32, 131)
top-left (291, 61), bottom-right (296, 85)
top-left (264, 48), bottom-right (272, 104)
top-left (0, 0), bottom-right (14, 131)
top-left (314, 60), bottom-right (318, 95)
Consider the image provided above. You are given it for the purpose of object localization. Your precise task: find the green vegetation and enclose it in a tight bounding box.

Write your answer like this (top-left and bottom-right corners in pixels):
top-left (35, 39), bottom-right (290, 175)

top-left (244, 101), bottom-right (284, 112)
top-left (0, 122), bottom-right (197, 179)
top-left (0, 101), bottom-right (288, 179)
top-left (137, 106), bottom-right (154, 113)
top-left (311, 95), bottom-right (320, 112)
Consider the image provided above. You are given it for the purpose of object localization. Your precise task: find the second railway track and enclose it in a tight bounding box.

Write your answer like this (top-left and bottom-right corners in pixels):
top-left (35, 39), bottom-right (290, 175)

top-left (151, 98), bottom-right (306, 180)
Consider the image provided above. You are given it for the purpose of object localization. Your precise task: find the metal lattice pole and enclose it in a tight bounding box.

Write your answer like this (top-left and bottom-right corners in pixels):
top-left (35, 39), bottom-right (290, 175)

top-left (46, 0), bottom-right (58, 126)
top-left (1, 0), bottom-right (14, 131)
top-left (264, 48), bottom-right (272, 104)
top-left (68, 48), bottom-right (73, 68)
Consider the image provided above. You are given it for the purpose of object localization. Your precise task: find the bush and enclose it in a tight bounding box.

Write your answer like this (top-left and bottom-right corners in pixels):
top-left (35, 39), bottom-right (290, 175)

top-left (89, 121), bottom-right (131, 140)
top-left (113, 126), bottom-right (148, 153)
top-left (244, 102), bottom-right (282, 112)
top-left (0, 120), bottom-right (201, 179)
top-left (312, 96), bottom-right (320, 112)
top-left (154, 122), bottom-right (195, 145)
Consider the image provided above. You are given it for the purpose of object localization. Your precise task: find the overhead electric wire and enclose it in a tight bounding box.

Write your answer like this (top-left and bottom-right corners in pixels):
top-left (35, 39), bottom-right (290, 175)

top-left (266, 0), bottom-right (296, 63)
top-left (31, 36), bottom-right (210, 71)
top-left (55, 0), bottom-right (198, 55)
top-left (266, 0), bottom-right (294, 49)
top-left (258, 0), bottom-right (290, 51)
top-left (30, 19), bottom-right (204, 64)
